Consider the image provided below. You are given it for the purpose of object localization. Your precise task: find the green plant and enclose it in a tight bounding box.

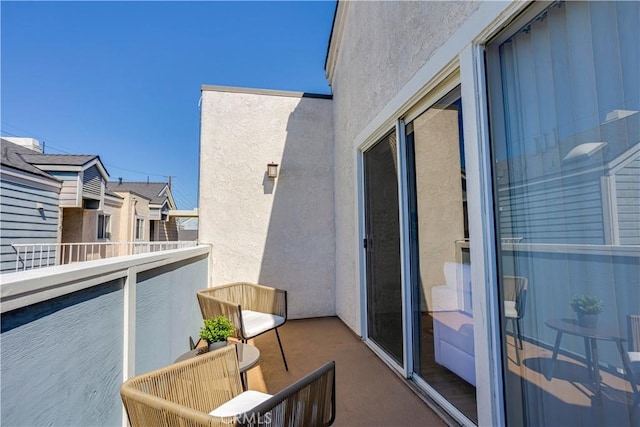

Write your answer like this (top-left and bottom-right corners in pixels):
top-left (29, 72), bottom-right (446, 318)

top-left (570, 295), bottom-right (604, 315)
top-left (199, 315), bottom-right (234, 343)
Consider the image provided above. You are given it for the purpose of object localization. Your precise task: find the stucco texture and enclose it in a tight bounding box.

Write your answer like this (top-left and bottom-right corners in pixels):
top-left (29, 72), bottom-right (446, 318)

top-left (331, 1), bottom-right (481, 333)
top-left (199, 89), bottom-right (335, 319)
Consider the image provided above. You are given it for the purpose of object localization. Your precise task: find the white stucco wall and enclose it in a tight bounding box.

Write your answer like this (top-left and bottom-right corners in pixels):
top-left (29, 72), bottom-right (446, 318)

top-left (199, 87), bottom-right (335, 319)
top-left (330, 1), bottom-right (482, 334)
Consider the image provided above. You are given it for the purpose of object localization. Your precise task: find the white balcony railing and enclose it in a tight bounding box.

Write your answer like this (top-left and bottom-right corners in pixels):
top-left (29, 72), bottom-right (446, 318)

top-left (11, 241), bottom-right (197, 272)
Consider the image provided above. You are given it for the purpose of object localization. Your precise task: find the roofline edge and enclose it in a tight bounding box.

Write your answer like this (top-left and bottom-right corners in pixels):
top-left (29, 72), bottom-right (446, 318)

top-left (201, 85), bottom-right (332, 100)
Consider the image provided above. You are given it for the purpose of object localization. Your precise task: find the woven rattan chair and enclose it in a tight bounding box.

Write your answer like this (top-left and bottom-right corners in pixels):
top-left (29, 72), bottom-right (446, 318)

top-left (503, 276), bottom-right (529, 365)
top-left (121, 345), bottom-right (336, 427)
top-left (197, 282), bottom-right (289, 370)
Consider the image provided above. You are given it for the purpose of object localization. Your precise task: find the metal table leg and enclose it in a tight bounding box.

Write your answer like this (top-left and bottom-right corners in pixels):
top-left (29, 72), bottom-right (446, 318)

top-left (547, 331), bottom-right (563, 380)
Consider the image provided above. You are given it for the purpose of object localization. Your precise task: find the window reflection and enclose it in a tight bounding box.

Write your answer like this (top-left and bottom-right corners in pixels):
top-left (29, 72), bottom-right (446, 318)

top-left (489, 2), bottom-right (639, 425)
top-left (407, 86), bottom-right (478, 422)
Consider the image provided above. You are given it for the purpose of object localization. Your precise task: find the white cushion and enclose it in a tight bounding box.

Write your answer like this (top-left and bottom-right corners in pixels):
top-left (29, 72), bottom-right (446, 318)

top-left (431, 286), bottom-right (460, 312)
top-left (209, 390), bottom-right (273, 417)
top-left (629, 351), bottom-right (640, 364)
top-left (504, 301), bottom-right (518, 318)
top-left (241, 310), bottom-right (285, 339)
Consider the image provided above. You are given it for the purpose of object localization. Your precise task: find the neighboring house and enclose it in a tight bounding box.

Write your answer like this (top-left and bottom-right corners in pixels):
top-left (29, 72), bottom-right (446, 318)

top-left (106, 181), bottom-right (179, 242)
top-left (22, 153), bottom-right (110, 246)
top-left (199, 2), bottom-right (639, 426)
top-left (177, 218), bottom-right (198, 241)
top-left (0, 138), bottom-right (62, 272)
top-left (1, 137), bottom-right (182, 270)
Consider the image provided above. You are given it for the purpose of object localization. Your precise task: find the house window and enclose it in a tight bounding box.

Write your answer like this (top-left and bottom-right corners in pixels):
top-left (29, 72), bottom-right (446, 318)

top-left (135, 218), bottom-right (144, 241)
top-left (487, 2), bottom-right (639, 425)
top-left (97, 213), bottom-right (111, 240)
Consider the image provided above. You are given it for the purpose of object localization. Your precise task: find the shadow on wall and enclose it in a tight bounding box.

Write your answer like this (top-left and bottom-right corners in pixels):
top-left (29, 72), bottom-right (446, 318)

top-left (258, 96), bottom-right (335, 319)
top-left (262, 171), bottom-right (275, 195)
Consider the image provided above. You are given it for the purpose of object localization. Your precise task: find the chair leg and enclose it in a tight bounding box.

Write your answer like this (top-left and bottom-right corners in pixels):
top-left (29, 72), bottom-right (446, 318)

top-left (275, 328), bottom-right (289, 371)
top-left (516, 318), bottom-right (523, 349)
top-left (509, 318), bottom-right (520, 365)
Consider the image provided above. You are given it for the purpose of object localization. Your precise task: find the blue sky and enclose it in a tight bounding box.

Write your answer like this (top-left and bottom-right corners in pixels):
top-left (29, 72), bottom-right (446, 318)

top-left (1, 1), bottom-right (336, 210)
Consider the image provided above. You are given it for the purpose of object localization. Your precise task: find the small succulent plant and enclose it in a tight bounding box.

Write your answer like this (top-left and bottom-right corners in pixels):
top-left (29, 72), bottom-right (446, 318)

top-left (570, 295), bottom-right (604, 315)
top-left (199, 315), bottom-right (234, 343)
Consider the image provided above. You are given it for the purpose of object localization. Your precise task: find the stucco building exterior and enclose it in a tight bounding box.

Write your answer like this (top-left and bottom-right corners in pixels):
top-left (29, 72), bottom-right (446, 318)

top-left (199, 2), bottom-right (639, 425)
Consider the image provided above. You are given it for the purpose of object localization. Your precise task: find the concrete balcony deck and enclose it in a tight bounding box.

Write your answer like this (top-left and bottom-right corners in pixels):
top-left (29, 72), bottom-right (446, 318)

top-left (1, 246), bottom-right (451, 426)
top-left (245, 317), bottom-right (449, 427)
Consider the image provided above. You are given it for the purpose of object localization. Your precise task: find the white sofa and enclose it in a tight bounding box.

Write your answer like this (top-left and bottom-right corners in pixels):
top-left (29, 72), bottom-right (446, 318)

top-left (431, 262), bottom-right (476, 386)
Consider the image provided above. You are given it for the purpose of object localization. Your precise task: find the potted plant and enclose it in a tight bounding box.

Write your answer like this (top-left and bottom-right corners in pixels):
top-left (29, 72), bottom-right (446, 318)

top-left (200, 315), bottom-right (235, 351)
top-left (570, 295), bottom-right (604, 328)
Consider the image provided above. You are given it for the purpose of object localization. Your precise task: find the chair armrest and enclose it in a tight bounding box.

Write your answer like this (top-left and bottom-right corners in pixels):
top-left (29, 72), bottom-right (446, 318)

top-left (197, 290), bottom-right (243, 339)
top-left (121, 346), bottom-right (243, 427)
top-left (121, 386), bottom-right (230, 427)
top-left (240, 361), bottom-right (336, 427)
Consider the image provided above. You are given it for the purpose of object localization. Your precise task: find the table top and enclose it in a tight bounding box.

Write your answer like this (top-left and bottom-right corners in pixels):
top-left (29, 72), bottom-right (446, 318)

top-left (545, 318), bottom-right (625, 341)
top-left (174, 342), bottom-right (260, 372)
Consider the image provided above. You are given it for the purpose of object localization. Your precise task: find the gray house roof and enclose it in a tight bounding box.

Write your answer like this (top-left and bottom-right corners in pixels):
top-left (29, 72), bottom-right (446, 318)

top-left (0, 140), bottom-right (58, 180)
top-left (20, 153), bottom-right (99, 167)
top-left (107, 182), bottom-right (171, 205)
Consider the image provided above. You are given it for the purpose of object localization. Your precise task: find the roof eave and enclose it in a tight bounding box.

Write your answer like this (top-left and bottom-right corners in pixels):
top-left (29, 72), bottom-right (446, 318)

top-left (324, 1), bottom-right (348, 86)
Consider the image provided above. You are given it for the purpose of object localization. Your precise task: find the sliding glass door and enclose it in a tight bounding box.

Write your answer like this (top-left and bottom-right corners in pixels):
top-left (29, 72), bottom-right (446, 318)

top-left (406, 86), bottom-right (478, 422)
top-left (487, 2), bottom-right (639, 426)
top-left (363, 131), bottom-right (404, 365)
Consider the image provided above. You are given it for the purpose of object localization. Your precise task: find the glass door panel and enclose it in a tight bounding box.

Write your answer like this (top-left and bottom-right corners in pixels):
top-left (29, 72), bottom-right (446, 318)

top-left (364, 131), bottom-right (404, 365)
top-left (406, 86), bottom-right (478, 422)
top-left (487, 2), bottom-right (639, 426)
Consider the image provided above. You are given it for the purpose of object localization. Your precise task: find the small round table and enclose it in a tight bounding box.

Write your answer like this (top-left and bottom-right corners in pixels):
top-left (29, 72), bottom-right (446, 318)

top-left (175, 342), bottom-right (260, 389)
top-left (545, 318), bottom-right (637, 397)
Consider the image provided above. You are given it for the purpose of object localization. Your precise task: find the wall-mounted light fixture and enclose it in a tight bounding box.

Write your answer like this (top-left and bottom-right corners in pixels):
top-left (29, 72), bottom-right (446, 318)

top-left (35, 202), bottom-right (44, 210)
top-left (267, 163), bottom-right (279, 179)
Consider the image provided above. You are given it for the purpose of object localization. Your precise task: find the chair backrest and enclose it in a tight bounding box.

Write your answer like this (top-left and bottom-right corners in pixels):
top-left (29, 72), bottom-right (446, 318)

top-left (242, 361), bottom-right (336, 427)
top-left (503, 276), bottom-right (529, 318)
top-left (629, 314), bottom-right (640, 352)
top-left (198, 283), bottom-right (287, 341)
top-left (121, 346), bottom-right (243, 427)
top-left (443, 262), bottom-right (473, 313)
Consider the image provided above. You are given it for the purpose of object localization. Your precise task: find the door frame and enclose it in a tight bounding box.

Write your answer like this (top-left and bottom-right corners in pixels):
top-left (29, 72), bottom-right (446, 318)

top-left (356, 70), bottom-right (494, 427)
top-left (358, 122), bottom-right (409, 377)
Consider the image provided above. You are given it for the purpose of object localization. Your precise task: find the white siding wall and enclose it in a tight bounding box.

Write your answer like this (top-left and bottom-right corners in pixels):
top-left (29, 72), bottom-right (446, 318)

top-left (52, 171), bottom-right (81, 207)
top-left (616, 156), bottom-right (640, 245)
top-left (497, 173), bottom-right (605, 244)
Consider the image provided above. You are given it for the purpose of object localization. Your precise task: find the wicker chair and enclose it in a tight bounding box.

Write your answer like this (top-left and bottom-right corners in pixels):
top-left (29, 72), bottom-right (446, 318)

top-left (121, 345), bottom-right (336, 427)
top-left (503, 276), bottom-right (529, 365)
top-left (198, 283), bottom-right (289, 370)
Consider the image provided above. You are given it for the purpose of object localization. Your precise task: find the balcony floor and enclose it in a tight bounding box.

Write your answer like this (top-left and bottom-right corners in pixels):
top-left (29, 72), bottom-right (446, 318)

top-left (245, 316), bottom-right (448, 427)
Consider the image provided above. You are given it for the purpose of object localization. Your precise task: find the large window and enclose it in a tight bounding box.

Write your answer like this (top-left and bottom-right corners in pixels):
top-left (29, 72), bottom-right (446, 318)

top-left (488, 2), bottom-right (639, 425)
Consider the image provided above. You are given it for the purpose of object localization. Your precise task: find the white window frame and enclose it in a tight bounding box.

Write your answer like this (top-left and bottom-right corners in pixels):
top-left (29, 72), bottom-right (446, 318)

top-left (134, 217), bottom-right (144, 241)
top-left (97, 213), bottom-right (111, 241)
